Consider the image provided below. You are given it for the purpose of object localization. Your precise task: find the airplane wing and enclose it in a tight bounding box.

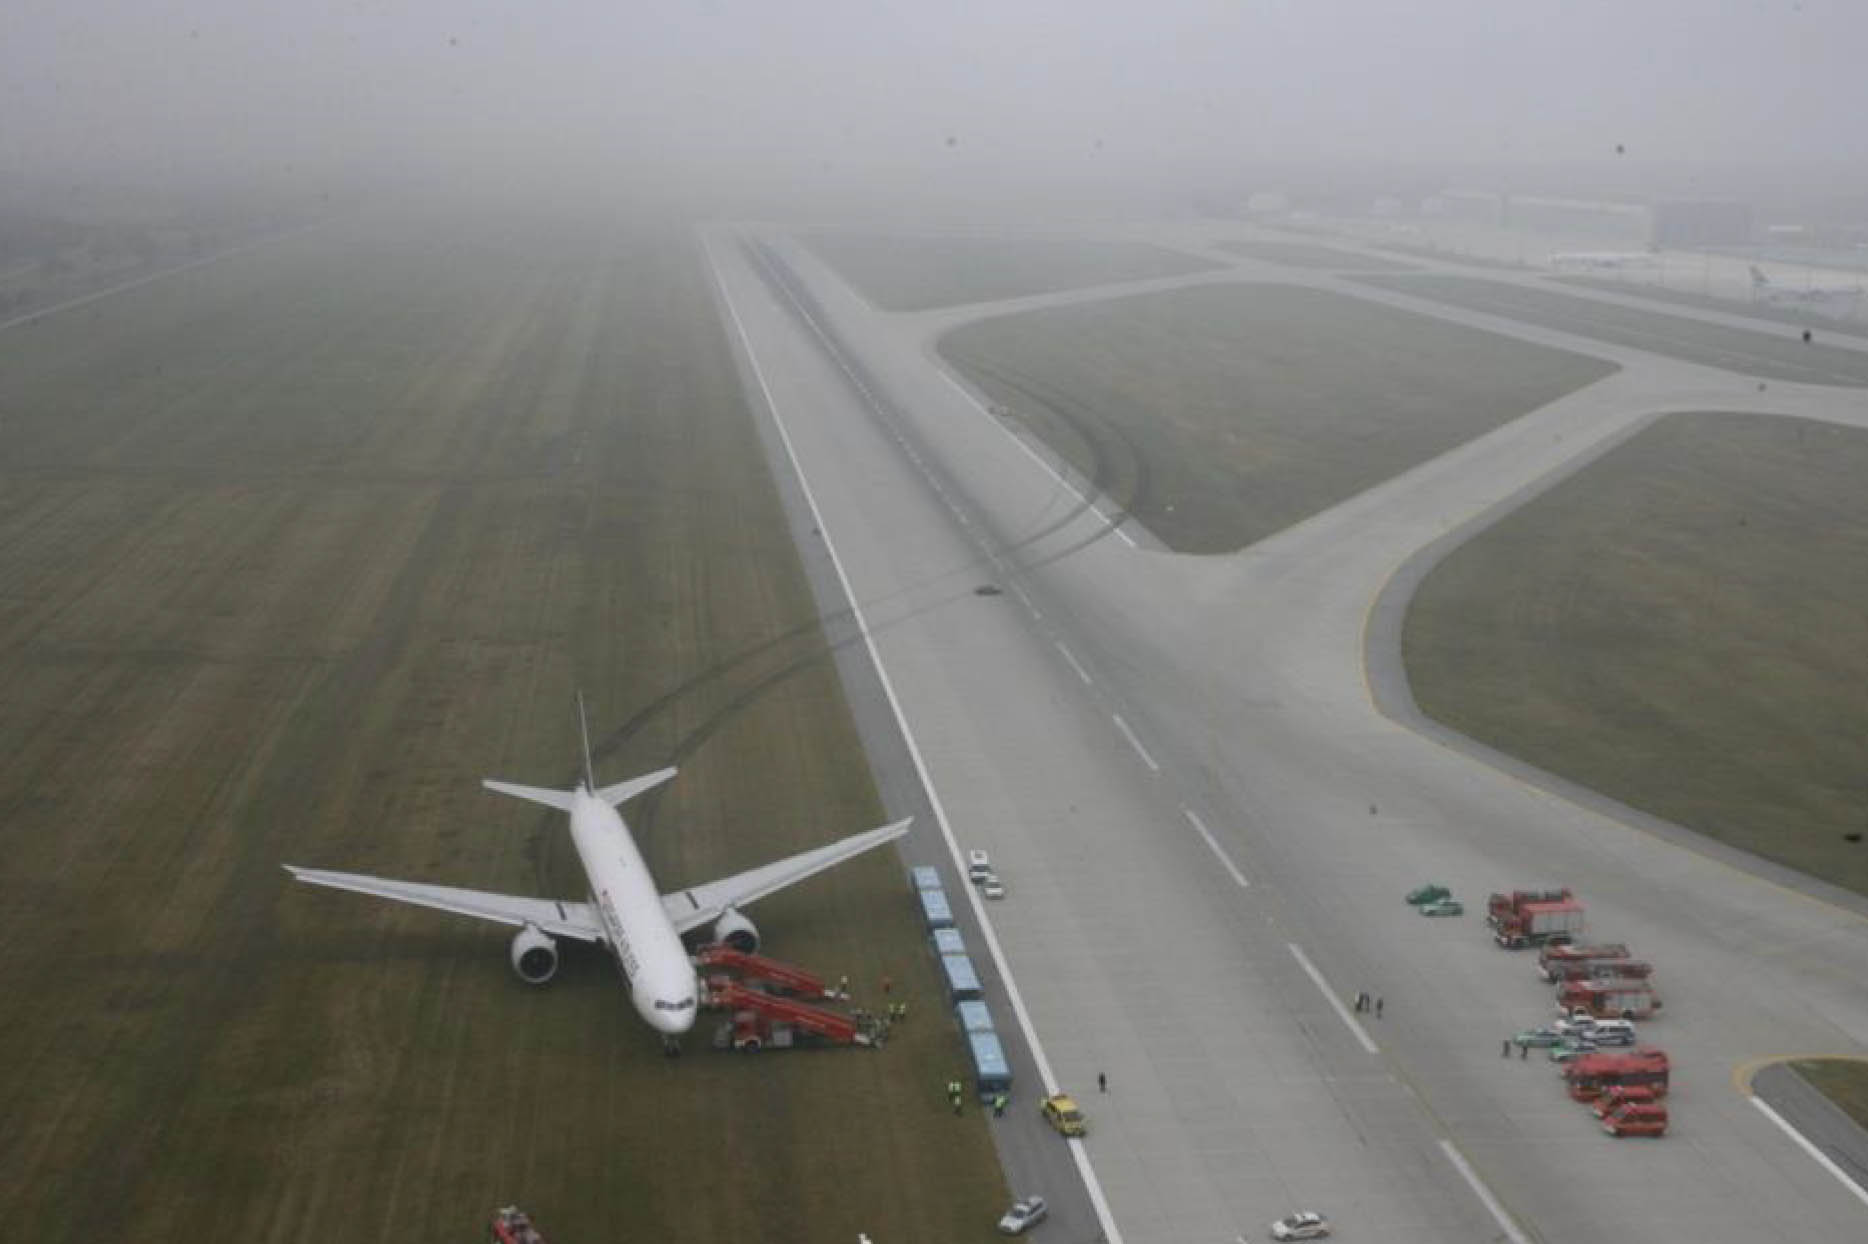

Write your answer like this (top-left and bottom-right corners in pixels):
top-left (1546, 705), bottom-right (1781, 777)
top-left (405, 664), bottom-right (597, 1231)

top-left (659, 818), bottom-right (913, 935)
top-left (283, 866), bottom-right (606, 943)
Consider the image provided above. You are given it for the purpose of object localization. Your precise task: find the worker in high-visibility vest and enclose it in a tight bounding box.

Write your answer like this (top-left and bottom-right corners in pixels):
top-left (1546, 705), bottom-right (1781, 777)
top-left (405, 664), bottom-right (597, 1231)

top-left (992, 1093), bottom-right (1008, 1118)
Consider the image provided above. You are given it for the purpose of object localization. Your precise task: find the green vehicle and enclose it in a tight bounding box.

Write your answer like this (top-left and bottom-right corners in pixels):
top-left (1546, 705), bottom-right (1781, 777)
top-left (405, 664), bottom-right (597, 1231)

top-left (1418, 898), bottom-right (1464, 917)
top-left (1405, 883), bottom-right (1450, 905)
top-left (1513, 1026), bottom-right (1564, 1048)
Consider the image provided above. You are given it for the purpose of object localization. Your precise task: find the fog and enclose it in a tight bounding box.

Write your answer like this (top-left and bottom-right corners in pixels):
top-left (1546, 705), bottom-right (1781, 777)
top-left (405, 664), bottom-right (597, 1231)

top-left (4, 1), bottom-right (1866, 218)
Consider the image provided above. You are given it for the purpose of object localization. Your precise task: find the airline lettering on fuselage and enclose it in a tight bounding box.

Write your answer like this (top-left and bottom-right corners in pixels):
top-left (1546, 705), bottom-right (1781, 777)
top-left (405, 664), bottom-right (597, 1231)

top-left (598, 888), bottom-right (640, 981)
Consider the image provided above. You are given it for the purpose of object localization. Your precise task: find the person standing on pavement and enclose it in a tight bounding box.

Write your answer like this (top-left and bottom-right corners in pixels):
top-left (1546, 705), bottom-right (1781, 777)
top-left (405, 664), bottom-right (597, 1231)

top-left (1097, 1071), bottom-right (1107, 1093)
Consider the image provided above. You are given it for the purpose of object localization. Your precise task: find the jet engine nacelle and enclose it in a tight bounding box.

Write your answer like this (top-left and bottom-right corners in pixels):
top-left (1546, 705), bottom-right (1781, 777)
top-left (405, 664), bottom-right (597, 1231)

top-left (713, 907), bottom-right (759, 954)
top-left (510, 923), bottom-right (558, 984)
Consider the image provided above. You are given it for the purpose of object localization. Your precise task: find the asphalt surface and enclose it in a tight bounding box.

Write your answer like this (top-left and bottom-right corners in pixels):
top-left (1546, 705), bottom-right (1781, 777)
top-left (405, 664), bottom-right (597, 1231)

top-left (704, 221), bottom-right (1868, 1244)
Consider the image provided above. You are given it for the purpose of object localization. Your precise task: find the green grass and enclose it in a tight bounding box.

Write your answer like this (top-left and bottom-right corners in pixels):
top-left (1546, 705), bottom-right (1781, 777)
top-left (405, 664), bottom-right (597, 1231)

top-left (1359, 273), bottom-right (1868, 386)
top-left (1214, 240), bottom-right (1417, 271)
top-left (939, 283), bottom-right (1615, 553)
top-left (1790, 1060), bottom-right (1868, 1131)
top-left (803, 230), bottom-right (1215, 311)
top-left (0, 207), bottom-right (1008, 1243)
top-left (1404, 412), bottom-right (1868, 897)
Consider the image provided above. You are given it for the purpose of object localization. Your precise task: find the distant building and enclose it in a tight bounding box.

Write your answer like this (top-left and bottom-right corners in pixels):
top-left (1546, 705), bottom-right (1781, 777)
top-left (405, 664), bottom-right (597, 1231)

top-left (1651, 200), bottom-right (1754, 248)
top-left (1508, 195), bottom-right (1650, 244)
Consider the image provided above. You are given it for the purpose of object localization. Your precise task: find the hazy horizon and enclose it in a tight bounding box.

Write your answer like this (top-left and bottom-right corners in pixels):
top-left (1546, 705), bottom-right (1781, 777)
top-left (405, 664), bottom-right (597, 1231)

top-left (5, 2), bottom-right (1866, 217)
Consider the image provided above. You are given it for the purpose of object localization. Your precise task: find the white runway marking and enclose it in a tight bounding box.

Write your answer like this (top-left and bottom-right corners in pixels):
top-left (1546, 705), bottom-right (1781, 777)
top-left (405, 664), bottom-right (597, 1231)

top-left (1110, 713), bottom-right (1159, 771)
top-left (710, 239), bottom-right (1126, 1244)
top-left (935, 368), bottom-right (1141, 548)
top-left (1055, 641), bottom-right (1093, 685)
top-left (1180, 807), bottom-right (1249, 888)
top-left (1750, 1097), bottom-right (1868, 1209)
top-left (1438, 1140), bottom-right (1533, 1244)
top-left (1287, 942), bottom-right (1380, 1054)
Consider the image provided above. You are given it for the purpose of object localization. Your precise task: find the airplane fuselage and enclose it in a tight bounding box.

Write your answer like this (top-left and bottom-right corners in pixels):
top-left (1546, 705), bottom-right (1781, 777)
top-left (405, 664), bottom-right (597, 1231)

top-left (566, 787), bottom-right (699, 1036)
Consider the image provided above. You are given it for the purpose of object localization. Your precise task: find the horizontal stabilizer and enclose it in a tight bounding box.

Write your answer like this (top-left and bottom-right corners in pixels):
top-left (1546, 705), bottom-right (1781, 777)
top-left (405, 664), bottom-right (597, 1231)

top-left (597, 766), bottom-right (678, 808)
top-left (481, 779), bottom-right (575, 811)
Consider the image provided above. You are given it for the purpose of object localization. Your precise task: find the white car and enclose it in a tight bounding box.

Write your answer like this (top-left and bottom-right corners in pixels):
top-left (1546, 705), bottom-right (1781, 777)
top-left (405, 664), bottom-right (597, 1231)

top-left (1552, 1015), bottom-right (1599, 1038)
top-left (1270, 1211), bottom-right (1331, 1240)
top-left (968, 848), bottom-right (993, 882)
top-left (981, 873), bottom-right (1007, 899)
top-left (998, 1196), bottom-right (1048, 1234)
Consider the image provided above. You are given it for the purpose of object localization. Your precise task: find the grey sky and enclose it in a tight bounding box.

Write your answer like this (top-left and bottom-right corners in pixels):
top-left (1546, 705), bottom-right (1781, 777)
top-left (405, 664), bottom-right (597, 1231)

top-left (4, 1), bottom-right (1863, 203)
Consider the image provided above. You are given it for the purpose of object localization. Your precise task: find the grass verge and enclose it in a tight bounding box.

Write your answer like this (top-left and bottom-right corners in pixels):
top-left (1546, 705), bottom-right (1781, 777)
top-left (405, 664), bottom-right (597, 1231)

top-left (940, 283), bottom-right (1614, 552)
top-left (0, 205), bottom-right (1008, 1244)
top-left (1404, 412), bottom-right (1868, 898)
top-left (1790, 1060), bottom-right (1868, 1132)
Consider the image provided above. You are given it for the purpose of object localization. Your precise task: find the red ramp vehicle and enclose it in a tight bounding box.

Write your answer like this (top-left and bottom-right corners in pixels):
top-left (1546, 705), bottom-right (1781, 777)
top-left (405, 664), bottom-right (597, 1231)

top-left (705, 981), bottom-right (876, 1050)
top-left (1564, 1049), bottom-right (1669, 1102)
top-left (692, 944), bottom-right (834, 999)
top-left (492, 1206), bottom-right (547, 1244)
top-left (1602, 1100), bottom-right (1669, 1137)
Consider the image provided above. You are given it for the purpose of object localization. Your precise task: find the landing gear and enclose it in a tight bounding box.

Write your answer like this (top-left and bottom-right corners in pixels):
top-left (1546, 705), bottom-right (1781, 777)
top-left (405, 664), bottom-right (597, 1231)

top-left (663, 1036), bottom-right (683, 1058)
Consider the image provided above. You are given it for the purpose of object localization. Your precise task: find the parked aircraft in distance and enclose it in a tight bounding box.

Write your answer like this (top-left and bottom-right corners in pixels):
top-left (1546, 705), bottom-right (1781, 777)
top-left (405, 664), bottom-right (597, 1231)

top-left (1750, 264), bottom-right (1864, 311)
top-left (1549, 251), bottom-right (1660, 271)
top-left (284, 697), bottom-right (911, 1052)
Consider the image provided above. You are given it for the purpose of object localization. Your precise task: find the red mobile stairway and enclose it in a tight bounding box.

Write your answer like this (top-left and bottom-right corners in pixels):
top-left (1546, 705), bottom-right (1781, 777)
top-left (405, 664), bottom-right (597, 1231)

top-left (706, 981), bottom-right (874, 1050)
top-left (692, 944), bottom-right (835, 999)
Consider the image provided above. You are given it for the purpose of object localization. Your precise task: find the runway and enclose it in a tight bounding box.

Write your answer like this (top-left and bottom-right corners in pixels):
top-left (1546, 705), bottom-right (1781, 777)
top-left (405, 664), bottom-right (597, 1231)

top-left (704, 224), bottom-right (1868, 1243)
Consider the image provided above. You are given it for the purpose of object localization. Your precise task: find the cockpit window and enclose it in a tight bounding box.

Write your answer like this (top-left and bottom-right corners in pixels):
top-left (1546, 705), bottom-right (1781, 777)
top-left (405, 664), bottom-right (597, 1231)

top-left (653, 996), bottom-right (696, 1012)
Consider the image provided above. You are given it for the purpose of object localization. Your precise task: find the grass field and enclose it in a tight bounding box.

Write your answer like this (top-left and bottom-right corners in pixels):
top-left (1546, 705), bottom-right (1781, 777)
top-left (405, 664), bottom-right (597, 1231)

top-left (1404, 412), bottom-right (1868, 898)
top-left (1790, 1060), bottom-right (1868, 1131)
top-left (0, 206), bottom-right (1007, 1243)
top-left (803, 230), bottom-right (1215, 311)
top-left (1556, 275), bottom-right (1868, 339)
top-left (1360, 273), bottom-right (1868, 387)
top-left (1213, 239), bottom-right (1417, 271)
top-left (939, 283), bottom-right (1615, 553)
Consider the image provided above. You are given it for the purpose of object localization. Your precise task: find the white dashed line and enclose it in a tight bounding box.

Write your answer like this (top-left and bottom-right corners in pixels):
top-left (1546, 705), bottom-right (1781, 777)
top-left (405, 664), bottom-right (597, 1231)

top-left (1055, 641), bottom-right (1093, 685)
top-left (1287, 942), bottom-right (1379, 1054)
top-left (1180, 807), bottom-right (1249, 888)
top-left (1439, 1141), bottom-right (1533, 1244)
top-left (1110, 713), bottom-right (1159, 771)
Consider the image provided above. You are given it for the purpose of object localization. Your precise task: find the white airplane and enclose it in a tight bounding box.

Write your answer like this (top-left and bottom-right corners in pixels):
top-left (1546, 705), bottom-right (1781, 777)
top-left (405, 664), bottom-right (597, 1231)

top-left (284, 698), bottom-right (912, 1052)
top-left (1549, 251), bottom-right (1660, 272)
top-left (1750, 265), bottom-right (1864, 309)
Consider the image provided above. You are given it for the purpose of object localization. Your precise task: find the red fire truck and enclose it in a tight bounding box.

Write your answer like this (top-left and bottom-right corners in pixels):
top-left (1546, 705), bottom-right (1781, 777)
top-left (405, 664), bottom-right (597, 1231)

top-left (1489, 888), bottom-right (1584, 950)
top-left (1557, 978), bottom-right (1662, 1020)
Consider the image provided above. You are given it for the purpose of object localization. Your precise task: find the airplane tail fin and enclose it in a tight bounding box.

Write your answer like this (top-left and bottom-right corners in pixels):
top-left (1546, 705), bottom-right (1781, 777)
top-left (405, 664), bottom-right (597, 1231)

top-left (480, 693), bottom-right (678, 811)
top-left (575, 690), bottom-right (596, 791)
top-left (1751, 265), bottom-right (1769, 286)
